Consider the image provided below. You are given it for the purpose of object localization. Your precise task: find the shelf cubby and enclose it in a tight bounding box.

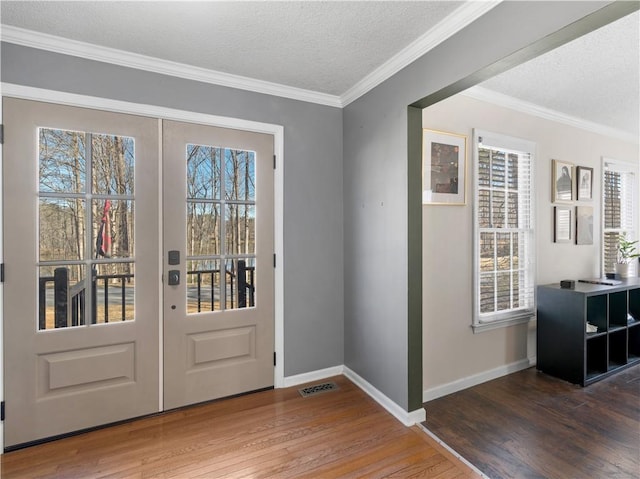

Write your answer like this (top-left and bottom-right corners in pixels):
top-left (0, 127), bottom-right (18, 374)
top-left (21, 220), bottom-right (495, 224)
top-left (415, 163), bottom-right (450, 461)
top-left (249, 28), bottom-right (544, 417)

top-left (629, 324), bottom-right (640, 360)
top-left (629, 288), bottom-right (640, 322)
top-left (608, 291), bottom-right (628, 328)
top-left (586, 335), bottom-right (607, 379)
top-left (586, 295), bottom-right (607, 332)
top-left (608, 330), bottom-right (627, 368)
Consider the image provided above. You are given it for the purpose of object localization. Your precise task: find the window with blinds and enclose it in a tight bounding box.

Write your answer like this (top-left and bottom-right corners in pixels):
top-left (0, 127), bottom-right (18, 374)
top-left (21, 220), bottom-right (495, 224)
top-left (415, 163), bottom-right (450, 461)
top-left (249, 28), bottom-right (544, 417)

top-left (473, 130), bottom-right (536, 331)
top-left (602, 159), bottom-right (638, 276)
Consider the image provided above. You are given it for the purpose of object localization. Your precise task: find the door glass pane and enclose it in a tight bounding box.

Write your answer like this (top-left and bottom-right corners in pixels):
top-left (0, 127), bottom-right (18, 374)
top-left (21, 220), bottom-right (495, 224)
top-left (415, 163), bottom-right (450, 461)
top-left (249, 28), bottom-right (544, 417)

top-left (92, 134), bottom-right (135, 195)
top-left (39, 128), bottom-right (85, 194)
top-left (187, 202), bottom-right (221, 256)
top-left (187, 144), bottom-right (220, 200)
top-left (38, 265), bottom-right (86, 330)
top-left (225, 204), bottom-right (256, 255)
top-left (92, 200), bottom-right (134, 259)
top-left (39, 198), bottom-right (86, 262)
top-left (94, 263), bottom-right (135, 324)
top-left (187, 260), bottom-right (221, 313)
top-left (225, 258), bottom-right (256, 310)
top-left (225, 149), bottom-right (255, 201)
top-left (186, 145), bottom-right (257, 315)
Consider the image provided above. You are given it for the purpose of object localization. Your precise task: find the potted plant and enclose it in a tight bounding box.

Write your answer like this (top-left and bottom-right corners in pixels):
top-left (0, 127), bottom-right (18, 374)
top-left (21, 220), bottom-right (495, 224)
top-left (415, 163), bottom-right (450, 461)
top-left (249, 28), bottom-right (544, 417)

top-left (615, 234), bottom-right (640, 278)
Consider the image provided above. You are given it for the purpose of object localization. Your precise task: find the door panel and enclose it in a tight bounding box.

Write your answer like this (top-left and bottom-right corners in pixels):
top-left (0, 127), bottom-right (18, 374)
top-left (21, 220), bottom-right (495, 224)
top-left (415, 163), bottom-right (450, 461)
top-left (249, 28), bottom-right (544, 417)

top-left (3, 98), bottom-right (160, 448)
top-left (162, 120), bottom-right (274, 410)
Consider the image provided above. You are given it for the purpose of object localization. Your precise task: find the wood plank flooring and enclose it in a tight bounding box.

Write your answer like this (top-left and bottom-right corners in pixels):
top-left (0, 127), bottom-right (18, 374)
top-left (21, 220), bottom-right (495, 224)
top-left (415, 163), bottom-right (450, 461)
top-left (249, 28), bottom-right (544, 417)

top-left (1, 375), bottom-right (480, 478)
top-left (423, 365), bottom-right (640, 479)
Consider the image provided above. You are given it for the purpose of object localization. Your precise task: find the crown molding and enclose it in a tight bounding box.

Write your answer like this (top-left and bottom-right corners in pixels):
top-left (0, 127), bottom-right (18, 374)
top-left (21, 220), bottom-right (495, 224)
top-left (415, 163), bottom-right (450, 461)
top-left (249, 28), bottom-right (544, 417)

top-left (2, 3), bottom-right (502, 110)
top-left (340, 1), bottom-right (502, 106)
top-left (462, 86), bottom-right (639, 144)
top-left (0, 25), bottom-right (343, 108)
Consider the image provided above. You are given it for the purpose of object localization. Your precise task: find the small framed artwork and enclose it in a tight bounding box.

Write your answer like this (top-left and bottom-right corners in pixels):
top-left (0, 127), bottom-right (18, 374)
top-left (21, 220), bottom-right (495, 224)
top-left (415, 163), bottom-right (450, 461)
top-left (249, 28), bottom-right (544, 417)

top-left (551, 159), bottom-right (574, 203)
top-left (422, 129), bottom-right (466, 205)
top-left (576, 166), bottom-right (593, 201)
top-left (554, 206), bottom-right (572, 243)
top-left (576, 206), bottom-right (594, 245)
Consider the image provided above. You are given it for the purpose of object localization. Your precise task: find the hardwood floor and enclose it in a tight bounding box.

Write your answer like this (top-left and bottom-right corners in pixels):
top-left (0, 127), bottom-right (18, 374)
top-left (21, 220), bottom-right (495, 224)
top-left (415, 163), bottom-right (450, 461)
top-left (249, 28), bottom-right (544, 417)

top-left (1, 375), bottom-right (480, 478)
top-left (423, 365), bottom-right (640, 479)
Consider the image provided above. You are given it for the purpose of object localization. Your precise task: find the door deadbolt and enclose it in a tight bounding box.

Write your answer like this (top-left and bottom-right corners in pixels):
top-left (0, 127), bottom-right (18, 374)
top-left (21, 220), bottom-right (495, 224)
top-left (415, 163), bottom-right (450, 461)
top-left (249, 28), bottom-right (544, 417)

top-left (168, 270), bottom-right (180, 286)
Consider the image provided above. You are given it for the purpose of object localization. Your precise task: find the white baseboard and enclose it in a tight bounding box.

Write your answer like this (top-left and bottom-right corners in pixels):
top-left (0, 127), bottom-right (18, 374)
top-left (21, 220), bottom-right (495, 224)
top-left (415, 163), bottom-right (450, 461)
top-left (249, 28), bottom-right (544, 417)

top-left (423, 358), bottom-right (532, 403)
top-left (282, 365), bottom-right (344, 388)
top-left (283, 364), bottom-right (426, 426)
top-left (343, 366), bottom-right (425, 426)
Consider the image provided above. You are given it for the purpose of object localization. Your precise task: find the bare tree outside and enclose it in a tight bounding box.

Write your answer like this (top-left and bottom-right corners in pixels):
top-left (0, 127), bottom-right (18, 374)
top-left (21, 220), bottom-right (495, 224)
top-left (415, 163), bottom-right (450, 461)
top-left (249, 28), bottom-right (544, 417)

top-left (38, 128), bottom-right (136, 329)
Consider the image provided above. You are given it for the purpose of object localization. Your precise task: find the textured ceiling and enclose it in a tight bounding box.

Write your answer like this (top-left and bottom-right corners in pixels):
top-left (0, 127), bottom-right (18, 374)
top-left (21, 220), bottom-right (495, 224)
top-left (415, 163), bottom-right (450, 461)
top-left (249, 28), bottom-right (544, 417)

top-left (0, 0), bottom-right (463, 95)
top-left (1, 1), bottom-right (638, 136)
top-left (480, 10), bottom-right (639, 136)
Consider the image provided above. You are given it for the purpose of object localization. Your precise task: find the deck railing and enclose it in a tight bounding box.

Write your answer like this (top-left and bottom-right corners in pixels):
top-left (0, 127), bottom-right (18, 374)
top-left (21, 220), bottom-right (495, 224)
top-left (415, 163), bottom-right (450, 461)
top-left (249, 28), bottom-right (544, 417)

top-left (38, 260), bottom-right (255, 329)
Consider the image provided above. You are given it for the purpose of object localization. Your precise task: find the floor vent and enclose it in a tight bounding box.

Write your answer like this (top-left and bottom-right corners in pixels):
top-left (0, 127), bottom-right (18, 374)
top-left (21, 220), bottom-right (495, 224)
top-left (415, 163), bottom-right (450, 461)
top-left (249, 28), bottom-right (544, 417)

top-left (298, 381), bottom-right (339, 398)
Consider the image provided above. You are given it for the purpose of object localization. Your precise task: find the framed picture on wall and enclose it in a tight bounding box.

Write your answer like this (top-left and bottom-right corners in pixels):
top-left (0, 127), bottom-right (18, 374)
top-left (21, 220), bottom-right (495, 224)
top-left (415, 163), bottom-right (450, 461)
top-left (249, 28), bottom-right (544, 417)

top-left (422, 129), bottom-right (466, 205)
top-left (552, 159), bottom-right (574, 203)
top-left (554, 206), bottom-right (572, 243)
top-left (576, 206), bottom-right (594, 245)
top-left (576, 166), bottom-right (593, 201)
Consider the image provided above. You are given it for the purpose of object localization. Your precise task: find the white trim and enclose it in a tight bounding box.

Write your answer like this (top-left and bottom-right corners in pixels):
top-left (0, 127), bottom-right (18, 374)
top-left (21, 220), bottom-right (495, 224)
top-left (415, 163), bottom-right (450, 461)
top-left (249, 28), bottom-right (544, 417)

top-left (341, 1), bottom-right (502, 106)
top-left (422, 358), bottom-right (532, 403)
top-left (0, 82), bottom-right (286, 423)
top-left (0, 26), bottom-right (342, 108)
top-left (463, 86), bottom-right (639, 144)
top-left (0, 88), bottom-right (4, 452)
top-left (417, 425), bottom-right (490, 479)
top-left (283, 365), bottom-right (344, 388)
top-left (1, 3), bottom-right (500, 110)
top-left (157, 118), bottom-right (164, 412)
top-left (343, 367), bottom-right (425, 426)
top-left (472, 129), bottom-right (537, 332)
top-left (472, 314), bottom-right (533, 333)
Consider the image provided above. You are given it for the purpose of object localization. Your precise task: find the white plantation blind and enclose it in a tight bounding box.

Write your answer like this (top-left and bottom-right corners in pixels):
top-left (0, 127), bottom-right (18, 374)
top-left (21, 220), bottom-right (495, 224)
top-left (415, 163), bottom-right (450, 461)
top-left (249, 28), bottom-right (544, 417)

top-left (602, 159), bottom-right (638, 275)
top-left (473, 130), bottom-right (536, 331)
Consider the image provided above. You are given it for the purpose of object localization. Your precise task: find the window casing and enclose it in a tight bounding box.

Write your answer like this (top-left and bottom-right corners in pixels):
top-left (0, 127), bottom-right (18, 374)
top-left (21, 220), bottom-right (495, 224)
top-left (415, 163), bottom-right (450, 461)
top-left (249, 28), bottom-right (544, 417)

top-left (602, 158), bottom-right (638, 277)
top-left (473, 130), bottom-right (536, 332)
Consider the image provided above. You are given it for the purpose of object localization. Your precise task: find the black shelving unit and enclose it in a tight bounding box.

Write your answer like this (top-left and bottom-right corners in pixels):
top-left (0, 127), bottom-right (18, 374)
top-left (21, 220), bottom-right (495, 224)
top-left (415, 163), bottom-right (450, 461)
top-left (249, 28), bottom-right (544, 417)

top-left (537, 278), bottom-right (640, 386)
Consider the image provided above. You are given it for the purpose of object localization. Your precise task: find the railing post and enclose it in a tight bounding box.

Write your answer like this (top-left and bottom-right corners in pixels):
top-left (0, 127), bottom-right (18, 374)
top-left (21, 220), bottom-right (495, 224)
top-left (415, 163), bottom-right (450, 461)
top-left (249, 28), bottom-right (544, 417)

top-left (121, 276), bottom-right (126, 321)
top-left (54, 267), bottom-right (69, 328)
top-left (92, 268), bottom-right (97, 324)
top-left (238, 260), bottom-right (247, 308)
top-left (249, 267), bottom-right (255, 307)
top-left (197, 271), bottom-right (202, 313)
top-left (38, 277), bottom-right (48, 330)
top-left (104, 275), bottom-right (109, 323)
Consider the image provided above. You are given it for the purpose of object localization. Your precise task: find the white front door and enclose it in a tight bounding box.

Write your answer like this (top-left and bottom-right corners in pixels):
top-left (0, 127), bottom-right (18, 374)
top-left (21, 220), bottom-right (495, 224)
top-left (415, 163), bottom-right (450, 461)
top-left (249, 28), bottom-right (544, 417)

top-left (3, 98), bottom-right (160, 448)
top-left (162, 120), bottom-right (275, 409)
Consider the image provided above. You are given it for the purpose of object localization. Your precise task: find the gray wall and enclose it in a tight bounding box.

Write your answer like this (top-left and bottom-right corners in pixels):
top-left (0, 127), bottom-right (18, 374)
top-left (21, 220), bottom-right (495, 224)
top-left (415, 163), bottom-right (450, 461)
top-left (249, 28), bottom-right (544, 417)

top-left (1, 43), bottom-right (344, 377)
top-left (343, 1), bottom-right (611, 411)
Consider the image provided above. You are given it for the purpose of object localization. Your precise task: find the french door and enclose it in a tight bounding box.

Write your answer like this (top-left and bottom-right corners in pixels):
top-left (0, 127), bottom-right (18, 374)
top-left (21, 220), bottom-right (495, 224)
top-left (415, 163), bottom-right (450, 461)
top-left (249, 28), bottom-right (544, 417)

top-left (162, 120), bottom-right (274, 409)
top-left (2, 98), bottom-right (274, 448)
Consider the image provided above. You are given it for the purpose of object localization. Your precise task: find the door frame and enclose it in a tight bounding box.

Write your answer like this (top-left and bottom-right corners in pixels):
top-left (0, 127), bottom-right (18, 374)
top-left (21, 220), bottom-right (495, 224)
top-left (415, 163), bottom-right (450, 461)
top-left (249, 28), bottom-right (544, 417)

top-left (0, 82), bottom-right (286, 452)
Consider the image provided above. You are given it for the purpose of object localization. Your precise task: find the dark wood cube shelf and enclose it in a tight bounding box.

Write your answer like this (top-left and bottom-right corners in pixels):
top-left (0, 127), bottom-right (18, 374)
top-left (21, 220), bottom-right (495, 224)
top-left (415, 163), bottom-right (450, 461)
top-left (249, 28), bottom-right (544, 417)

top-left (537, 278), bottom-right (640, 386)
